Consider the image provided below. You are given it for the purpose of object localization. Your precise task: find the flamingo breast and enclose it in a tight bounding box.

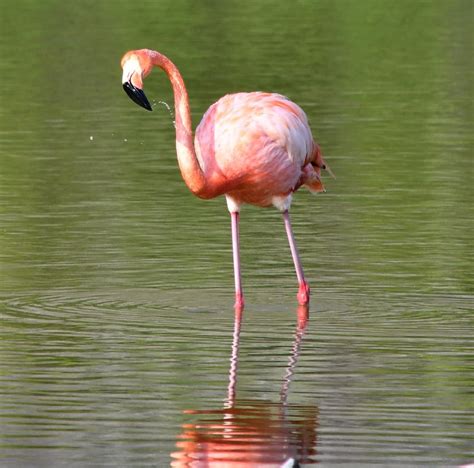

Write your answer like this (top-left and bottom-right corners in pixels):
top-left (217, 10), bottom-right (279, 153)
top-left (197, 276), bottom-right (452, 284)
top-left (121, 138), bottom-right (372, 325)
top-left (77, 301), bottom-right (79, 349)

top-left (195, 92), bottom-right (315, 207)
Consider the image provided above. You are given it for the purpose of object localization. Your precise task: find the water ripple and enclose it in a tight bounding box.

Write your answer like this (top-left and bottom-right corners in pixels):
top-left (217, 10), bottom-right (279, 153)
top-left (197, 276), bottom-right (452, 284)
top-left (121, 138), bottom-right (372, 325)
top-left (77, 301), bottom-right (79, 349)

top-left (1, 290), bottom-right (472, 465)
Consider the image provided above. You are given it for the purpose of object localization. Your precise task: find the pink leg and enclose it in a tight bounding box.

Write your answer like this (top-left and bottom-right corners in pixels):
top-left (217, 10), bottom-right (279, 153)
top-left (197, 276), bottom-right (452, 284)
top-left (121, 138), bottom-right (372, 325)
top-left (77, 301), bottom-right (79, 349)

top-left (231, 212), bottom-right (244, 311)
top-left (283, 210), bottom-right (310, 305)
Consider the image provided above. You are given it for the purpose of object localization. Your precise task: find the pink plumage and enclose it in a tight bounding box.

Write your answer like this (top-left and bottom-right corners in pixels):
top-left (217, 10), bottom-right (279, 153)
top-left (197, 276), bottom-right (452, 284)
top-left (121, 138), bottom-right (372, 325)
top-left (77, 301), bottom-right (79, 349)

top-left (195, 92), bottom-right (321, 209)
top-left (121, 49), bottom-right (332, 312)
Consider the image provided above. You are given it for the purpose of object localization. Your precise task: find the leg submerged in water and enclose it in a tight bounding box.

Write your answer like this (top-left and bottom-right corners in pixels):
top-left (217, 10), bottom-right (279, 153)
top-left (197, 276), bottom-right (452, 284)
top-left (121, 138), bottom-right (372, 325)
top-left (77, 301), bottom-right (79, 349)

top-left (230, 211), bottom-right (244, 311)
top-left (282, 210), bottom-right (310, 305)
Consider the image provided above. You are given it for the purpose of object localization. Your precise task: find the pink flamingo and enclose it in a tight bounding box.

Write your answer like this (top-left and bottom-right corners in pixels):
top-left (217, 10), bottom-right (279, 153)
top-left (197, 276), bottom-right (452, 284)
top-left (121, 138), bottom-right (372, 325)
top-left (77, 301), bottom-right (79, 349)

top-left (121, 49), bottom-right (332, 311)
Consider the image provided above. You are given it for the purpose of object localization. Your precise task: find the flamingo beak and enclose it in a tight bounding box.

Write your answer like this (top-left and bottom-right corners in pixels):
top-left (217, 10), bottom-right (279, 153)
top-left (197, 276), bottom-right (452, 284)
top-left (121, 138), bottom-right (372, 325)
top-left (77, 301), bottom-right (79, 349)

top-left (123, 81), bottom-right (152, 111)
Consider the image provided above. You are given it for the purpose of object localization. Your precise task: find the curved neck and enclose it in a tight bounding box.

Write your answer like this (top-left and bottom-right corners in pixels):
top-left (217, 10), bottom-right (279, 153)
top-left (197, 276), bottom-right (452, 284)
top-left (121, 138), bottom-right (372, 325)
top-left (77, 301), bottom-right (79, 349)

top-left (148, 50), bottom-right (208, 196)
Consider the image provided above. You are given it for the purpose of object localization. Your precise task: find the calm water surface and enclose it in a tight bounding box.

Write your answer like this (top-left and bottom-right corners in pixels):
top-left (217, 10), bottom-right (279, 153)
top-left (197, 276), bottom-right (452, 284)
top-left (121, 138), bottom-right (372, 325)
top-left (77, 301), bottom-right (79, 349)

top-left (0, 0), bottom-right (472, 466)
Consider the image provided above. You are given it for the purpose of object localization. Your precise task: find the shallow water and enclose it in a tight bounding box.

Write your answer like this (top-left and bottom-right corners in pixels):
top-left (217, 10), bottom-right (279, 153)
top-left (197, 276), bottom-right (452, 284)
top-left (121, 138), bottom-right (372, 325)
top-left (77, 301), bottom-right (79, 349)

top-left (0, 0), bottom-right (472, 466)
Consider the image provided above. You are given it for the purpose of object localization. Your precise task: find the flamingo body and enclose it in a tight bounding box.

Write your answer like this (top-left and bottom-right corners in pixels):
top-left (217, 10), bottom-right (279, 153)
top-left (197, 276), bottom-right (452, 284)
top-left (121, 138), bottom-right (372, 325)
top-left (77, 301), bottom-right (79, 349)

top-left (195, 92), bottom-right (323, 210)
top-left (120, 49), bottom-right (331, 311)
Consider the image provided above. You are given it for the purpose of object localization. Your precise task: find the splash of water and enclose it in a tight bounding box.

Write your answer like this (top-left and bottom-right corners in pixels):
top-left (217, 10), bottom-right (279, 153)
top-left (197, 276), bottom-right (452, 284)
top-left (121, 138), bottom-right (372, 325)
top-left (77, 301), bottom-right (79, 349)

top-left (154, 100), bottom-right (176, 128)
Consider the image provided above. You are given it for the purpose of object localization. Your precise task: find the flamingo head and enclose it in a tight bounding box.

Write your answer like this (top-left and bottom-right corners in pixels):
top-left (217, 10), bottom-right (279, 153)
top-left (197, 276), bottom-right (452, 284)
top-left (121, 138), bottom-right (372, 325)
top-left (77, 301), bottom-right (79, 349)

top-left (121, 50), bottom-right (153, 111)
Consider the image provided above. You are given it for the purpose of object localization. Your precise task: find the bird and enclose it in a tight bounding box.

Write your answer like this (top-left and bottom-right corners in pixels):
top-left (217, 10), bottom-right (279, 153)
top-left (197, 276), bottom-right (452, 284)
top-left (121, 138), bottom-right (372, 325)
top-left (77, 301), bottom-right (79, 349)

top-left (120, 49), bottom-right (333, 312)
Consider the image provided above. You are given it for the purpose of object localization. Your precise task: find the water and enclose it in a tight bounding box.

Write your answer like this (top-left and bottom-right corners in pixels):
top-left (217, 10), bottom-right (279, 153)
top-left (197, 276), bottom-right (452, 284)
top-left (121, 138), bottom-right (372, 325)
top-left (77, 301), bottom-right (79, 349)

top-left (0, 0), bottom-right (472, 466)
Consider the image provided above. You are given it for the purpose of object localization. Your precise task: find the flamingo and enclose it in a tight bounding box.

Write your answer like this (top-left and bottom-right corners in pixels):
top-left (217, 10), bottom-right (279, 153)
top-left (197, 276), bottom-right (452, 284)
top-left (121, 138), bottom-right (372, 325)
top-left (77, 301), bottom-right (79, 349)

top-left (120, 49), bottom-right (332, 312)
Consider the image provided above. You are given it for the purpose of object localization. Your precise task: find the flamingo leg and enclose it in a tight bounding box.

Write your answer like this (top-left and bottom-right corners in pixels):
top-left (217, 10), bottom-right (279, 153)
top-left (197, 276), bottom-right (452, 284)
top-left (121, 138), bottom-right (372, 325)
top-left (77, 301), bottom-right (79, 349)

top-left (230, 211), bottom-right (244, 311)
top-left (282, 210), bottom-right (310, 305)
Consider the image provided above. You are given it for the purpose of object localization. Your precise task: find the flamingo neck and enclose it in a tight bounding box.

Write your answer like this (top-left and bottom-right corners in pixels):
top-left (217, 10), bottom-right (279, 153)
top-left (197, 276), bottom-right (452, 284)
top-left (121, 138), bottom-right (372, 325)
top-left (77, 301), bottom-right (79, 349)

top-left (148, 50), bottom-right (208, 197)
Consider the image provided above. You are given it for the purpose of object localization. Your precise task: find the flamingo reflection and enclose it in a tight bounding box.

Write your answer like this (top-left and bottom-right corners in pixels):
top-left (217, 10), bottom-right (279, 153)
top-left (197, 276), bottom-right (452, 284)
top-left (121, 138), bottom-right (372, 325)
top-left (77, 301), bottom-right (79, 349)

top-left (171, 306), bottom-right (318, 467)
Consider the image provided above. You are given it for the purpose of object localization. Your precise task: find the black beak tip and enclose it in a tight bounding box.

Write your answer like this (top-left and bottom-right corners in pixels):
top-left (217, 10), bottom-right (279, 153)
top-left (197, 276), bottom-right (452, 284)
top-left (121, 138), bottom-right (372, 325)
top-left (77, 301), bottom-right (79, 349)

top-left (123, 82), bottom-right (152, 111)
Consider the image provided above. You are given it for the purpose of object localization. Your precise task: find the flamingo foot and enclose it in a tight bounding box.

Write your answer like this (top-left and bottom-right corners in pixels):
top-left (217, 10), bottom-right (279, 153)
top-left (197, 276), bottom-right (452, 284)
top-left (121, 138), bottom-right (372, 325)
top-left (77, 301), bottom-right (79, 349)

top-left (234, 293), bottom-right (245, 313)
top-left (297, 281), bottom-right (310, 305)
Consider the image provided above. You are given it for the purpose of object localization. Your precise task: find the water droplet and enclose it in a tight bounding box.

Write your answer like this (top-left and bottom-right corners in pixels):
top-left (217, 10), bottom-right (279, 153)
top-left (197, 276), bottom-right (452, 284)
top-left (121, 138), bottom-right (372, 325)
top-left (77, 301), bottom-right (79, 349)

top-left (158, 101), bottom-right (176, 129)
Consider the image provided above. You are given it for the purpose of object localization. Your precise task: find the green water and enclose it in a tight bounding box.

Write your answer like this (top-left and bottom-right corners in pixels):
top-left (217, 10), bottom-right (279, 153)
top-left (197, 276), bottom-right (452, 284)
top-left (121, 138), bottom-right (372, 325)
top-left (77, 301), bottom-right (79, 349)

top-left (0, 0), bottom-right (472, 466)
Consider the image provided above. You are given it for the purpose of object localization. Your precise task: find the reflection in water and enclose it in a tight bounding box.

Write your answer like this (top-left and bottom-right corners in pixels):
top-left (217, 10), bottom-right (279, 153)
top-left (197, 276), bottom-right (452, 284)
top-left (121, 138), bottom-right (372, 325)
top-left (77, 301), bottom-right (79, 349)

top-left (171, 306), bottom-right (318, 467)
